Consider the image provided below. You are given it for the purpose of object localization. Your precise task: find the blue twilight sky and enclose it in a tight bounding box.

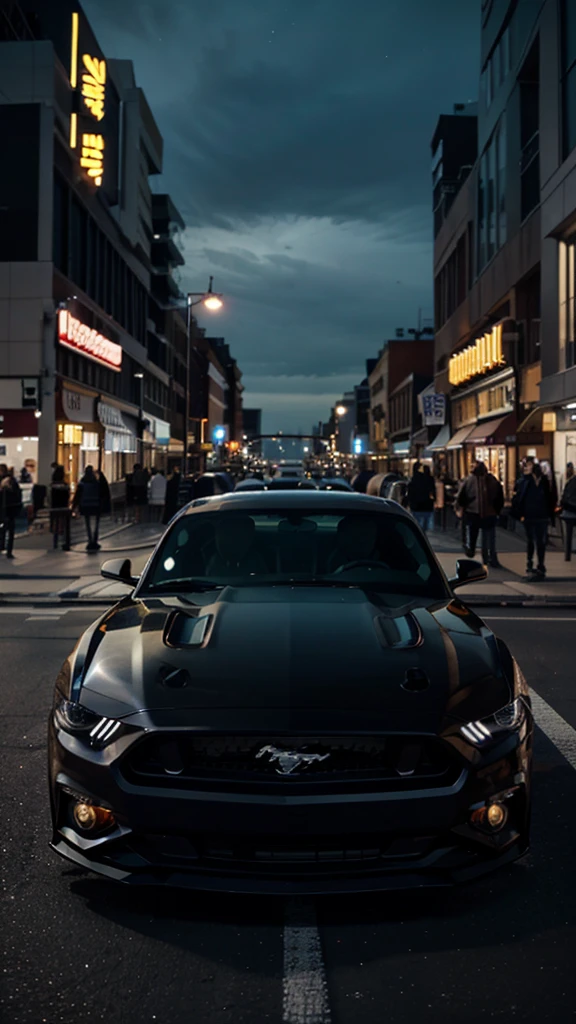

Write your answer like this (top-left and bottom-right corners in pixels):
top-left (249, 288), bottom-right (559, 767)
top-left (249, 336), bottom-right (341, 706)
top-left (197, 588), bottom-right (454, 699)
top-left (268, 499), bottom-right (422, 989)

top-left (85, 0), bottom-right (480, 432)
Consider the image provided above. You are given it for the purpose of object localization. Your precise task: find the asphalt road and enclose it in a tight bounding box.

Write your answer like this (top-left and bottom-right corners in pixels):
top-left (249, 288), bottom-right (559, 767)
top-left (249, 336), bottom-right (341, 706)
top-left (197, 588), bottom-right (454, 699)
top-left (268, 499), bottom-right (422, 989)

top-left (2, 607), bottom-right (576, 1024)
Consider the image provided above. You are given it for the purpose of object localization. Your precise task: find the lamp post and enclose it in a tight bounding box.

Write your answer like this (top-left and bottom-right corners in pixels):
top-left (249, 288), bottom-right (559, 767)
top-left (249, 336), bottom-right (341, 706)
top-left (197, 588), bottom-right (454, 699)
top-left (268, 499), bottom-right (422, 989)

top-left (183, 277), bottom-right (223, 478)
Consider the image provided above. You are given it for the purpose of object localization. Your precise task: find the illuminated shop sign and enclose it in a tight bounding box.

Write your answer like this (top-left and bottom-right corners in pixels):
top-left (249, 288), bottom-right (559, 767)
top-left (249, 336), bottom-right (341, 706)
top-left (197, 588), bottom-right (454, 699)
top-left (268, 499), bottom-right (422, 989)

top-left (448, 324), bottom-right (505, 387)
top-left (58, 310), bottom-right (122, 371)
top-left (69, 12), bottom-right (107, 188)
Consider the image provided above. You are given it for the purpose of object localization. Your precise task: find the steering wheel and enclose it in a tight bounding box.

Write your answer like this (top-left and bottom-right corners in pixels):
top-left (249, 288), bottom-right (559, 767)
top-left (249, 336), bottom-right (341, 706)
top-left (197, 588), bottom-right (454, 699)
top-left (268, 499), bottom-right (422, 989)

top-left (334, 558), bottom-right (389, 573)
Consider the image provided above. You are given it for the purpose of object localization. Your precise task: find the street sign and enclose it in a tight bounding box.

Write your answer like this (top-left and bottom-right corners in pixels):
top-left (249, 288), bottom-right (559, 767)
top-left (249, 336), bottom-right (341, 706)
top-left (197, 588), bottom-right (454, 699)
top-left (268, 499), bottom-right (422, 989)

top-left (422, 393), bottom-right (446, 425)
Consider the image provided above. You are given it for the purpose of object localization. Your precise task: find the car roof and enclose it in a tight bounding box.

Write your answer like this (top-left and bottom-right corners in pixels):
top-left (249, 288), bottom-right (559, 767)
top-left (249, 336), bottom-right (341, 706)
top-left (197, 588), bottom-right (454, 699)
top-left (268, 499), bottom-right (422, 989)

top-left (180, 490), bottom-right (412, 518)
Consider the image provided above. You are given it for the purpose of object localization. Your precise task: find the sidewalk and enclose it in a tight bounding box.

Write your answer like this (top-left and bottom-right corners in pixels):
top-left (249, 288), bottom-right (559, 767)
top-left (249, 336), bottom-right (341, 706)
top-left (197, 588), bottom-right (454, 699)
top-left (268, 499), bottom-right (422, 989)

top-left (0, 520), bottom-right (164, 603)
top-left (0, 522), bottom-right (575, 607)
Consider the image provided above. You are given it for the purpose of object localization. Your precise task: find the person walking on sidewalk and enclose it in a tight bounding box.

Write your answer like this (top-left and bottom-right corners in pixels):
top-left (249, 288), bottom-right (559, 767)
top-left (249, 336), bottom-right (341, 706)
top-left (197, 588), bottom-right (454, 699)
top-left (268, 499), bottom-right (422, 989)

top-left (72, 465), bottom-right (102, 552)
top-left (457, 461), bottom-right (504, 567)
top-left (163, 466), bottom-right (181, 524)
top-left (0, 464), bottom-right (22, 559)
top-left (560, 469), bottom-right (576, 561)
top-left (148, 468), bottom-right (167, 522)
top-left (512, 457), bottom-right (555, 579)
top-left (49, 465), bottom-right (71, 551)
top-left (407, 462), bottom-right (436, 534)
top-left (131, 463), bottom-right (149, 523)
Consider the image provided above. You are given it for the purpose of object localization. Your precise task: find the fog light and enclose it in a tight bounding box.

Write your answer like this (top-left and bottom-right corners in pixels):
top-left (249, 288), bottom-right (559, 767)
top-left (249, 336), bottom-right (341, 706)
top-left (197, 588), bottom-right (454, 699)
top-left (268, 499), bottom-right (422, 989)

top-left (73, 802), bottom-right (97, 830)
top-left (487, 802), bottom-right (507, 830)
top-left (73, 801), bottom-right (115, 832)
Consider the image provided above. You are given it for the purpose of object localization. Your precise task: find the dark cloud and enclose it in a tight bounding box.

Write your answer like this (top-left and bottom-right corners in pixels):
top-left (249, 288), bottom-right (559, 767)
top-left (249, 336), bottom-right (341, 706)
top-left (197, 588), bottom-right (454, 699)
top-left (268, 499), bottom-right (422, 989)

top-left (85, 0), bottom-right (480, 429)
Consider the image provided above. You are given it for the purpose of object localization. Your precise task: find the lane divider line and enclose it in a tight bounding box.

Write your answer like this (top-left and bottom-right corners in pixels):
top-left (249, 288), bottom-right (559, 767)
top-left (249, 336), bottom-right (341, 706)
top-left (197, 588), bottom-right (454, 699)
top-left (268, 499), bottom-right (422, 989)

top-left (531, 690), bottom-right (576, 771)
top-left (283, 903), bottom-right (331, 1024)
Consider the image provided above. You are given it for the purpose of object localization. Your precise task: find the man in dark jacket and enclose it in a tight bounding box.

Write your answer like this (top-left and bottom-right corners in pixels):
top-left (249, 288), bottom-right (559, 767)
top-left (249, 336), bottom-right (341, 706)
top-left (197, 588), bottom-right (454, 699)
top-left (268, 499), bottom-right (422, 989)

top-left (513, 457), bottom-right (555, 578)
top-left (457, 461), bottom-right (504, 567)
top-left (0, 464), bottom-right (22, 559)
top-left (560, 471), bottom-right (576, 561)
top-left (72, 465), bottom-right (102, 551)
top-left (163, 467), bottom-right (181, 524)
top-left (407, 463), bottom-right (436, 534)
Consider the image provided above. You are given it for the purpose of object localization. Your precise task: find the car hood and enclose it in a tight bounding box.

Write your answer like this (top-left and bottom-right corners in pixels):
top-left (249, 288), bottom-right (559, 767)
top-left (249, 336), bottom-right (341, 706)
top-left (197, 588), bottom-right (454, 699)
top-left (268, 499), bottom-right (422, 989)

top-left (79, 588), bottom-right (512, 730)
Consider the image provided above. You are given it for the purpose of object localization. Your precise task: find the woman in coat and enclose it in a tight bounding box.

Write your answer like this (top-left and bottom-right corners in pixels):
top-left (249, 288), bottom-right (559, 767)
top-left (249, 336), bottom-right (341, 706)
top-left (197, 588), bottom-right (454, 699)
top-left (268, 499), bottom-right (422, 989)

top-left (457, 461), bottom-right (504, 567)
top-left (407, 463), bottom-right (436, 534)
top-left (512, 457), bottom-right (555, 578)
top-left (72, 465), bottom-right (102, 551)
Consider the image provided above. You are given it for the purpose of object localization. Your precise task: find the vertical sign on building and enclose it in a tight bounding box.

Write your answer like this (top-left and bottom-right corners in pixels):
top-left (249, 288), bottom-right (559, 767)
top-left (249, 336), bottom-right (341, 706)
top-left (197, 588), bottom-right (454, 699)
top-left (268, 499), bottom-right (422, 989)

top-left (68, 10), bottom-right (119, 200)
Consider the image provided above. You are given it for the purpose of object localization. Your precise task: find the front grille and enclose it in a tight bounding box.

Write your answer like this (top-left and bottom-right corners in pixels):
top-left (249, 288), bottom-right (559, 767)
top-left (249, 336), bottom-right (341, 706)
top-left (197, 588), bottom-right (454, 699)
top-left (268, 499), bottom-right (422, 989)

top-left (121, 734), bottom-right (460, 791)
top-left (123, 831), bottom-right (439, 876)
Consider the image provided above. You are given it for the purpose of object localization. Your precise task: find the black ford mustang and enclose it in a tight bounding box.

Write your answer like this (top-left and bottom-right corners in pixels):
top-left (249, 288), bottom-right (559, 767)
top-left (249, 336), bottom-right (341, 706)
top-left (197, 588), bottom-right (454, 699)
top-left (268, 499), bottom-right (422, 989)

top-left (48, 492), bottom-right (532, 893)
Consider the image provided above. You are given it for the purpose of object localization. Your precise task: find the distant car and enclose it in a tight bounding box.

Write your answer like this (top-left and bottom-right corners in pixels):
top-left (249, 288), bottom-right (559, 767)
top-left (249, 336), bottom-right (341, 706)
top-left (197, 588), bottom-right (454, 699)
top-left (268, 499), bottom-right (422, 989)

top-left (268, 477), bottom-right (318, 490)
top-left (235, 479), bottom-right (268, 492)
top-left (318, 478), bottom-right (354, 492)
top-left (194, 473), bottom-right (233, 498)
top-left (48, 491), bottom-right (532, 893)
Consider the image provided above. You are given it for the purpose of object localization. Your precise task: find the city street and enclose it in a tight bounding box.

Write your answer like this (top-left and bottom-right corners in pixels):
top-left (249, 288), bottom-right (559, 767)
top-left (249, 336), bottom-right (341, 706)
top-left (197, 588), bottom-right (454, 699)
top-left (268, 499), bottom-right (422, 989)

top-left (2, 605), bottom-right (576, 1024)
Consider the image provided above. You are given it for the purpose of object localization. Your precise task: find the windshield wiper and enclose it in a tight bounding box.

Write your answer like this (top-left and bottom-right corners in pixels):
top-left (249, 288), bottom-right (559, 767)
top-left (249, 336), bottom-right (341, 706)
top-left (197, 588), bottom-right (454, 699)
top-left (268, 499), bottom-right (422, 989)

top-left (146, 578), bottom-right (224, 593)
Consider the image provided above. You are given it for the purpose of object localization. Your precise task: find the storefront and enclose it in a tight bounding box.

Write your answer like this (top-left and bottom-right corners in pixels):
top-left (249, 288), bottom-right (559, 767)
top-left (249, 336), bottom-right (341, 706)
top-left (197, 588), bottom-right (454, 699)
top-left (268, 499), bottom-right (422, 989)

top-left (98, 402), bottom-right (138, 483)
top-left (0, 410), bottom-right (40, 480)
top-left (56, 386), bottom-right (99, 489)
top-left (142, 416), bottom-right (171, 471)
top-left (446, 323), bottom-right (519, 495)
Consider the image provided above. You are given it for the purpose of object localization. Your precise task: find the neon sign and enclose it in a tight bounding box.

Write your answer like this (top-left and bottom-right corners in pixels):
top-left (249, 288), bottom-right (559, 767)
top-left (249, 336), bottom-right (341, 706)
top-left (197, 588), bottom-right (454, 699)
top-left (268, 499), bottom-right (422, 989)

top-left (58, 310), bottom-right (122, 371)
top-left (448, 324), bottom-right (505, 387)
top-left (68, 13), bottom-right (107, 188)
top-left (81, 54), bottom-right (106, 122)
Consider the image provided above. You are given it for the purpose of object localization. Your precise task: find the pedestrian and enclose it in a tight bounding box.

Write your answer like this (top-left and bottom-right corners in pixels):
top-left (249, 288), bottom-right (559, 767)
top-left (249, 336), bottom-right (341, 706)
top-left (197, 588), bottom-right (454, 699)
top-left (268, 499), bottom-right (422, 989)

top-left (19, 465), bottom-right (32, 484)
top-left (148, 468), bottom-right (167, 522)
top-left (131, 463), bottom-right (149, 523)
top-left (407, 462), bottom-right (436, 534)
top-left (0, 464), bottom-right (22, 559)
top-left (97, 469), bottom-right (112, 518)
top-left (512, 457), bottom-right (555, 579)
top-left (49, 465), bottom-right (71, 551)
top-left (559, 468), bottom-right (576, 561)
top-left (456, 460), bottom-right (504, 567)
top-left (163, 466), bottom-right (181, 524)
top-left (72, 465), bottom-right (102, 551)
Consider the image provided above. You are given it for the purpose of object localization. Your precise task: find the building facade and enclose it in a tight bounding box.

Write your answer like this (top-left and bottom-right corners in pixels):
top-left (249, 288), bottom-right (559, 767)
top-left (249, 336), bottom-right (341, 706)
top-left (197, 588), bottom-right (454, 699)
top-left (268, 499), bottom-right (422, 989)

top-left (0, 0), bottom-right (182, 489)
top-left (432, 0), bottom-right (576, 496)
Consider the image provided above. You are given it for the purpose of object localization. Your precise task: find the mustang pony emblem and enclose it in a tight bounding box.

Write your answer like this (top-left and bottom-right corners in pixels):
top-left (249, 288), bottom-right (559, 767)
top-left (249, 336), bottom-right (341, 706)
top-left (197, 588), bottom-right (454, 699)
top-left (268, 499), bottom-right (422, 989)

top-left (255, 745), bottom-right (330, 775)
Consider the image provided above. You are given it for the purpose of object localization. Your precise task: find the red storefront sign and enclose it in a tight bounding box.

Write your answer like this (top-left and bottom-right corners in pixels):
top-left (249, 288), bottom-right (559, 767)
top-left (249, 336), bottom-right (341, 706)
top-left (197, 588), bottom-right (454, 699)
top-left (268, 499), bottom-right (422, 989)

top-left (58, 309), bottom-right (122, 371)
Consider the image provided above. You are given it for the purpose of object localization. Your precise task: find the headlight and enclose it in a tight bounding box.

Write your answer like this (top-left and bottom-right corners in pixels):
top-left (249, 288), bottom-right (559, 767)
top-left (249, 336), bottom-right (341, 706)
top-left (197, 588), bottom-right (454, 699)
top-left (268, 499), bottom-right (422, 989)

top-left (460, 697), bottom-right (526, 746)
top-left (54, 697), bottom-right (123, 748)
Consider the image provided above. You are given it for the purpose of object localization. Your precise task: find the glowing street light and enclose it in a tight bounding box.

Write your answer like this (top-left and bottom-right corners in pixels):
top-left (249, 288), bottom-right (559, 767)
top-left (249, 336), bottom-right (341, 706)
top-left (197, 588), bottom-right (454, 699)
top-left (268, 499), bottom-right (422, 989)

top-left (336, 405), bottom-right (347, 417)
top-left (183, 277), bottom-right (224, 476)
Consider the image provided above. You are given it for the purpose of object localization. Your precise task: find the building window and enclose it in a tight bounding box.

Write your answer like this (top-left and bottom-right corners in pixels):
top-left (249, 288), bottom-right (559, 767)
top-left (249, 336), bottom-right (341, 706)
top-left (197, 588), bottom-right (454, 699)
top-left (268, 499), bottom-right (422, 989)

top-left (559, 239), bottom-right (576, 370)
top-left (477, 116), bottom-right (507, 274)
top-left (497, 116), bottom-right (507, 245)
top-left (519, 40), bottom-right (539, 221)
top-left (562, 0), bottom-right (576, 157)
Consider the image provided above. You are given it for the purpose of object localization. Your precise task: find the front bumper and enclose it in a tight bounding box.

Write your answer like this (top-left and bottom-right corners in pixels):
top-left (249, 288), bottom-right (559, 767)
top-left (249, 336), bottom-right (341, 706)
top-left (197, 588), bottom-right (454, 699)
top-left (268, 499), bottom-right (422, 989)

top-left (48, 722), bottom-right (532, 894)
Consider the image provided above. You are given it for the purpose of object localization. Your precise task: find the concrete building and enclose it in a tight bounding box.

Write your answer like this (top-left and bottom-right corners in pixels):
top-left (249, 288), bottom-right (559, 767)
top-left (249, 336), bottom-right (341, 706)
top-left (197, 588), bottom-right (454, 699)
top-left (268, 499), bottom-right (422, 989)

top-left (368, 331), bottom-right (435, 469)
top-left (0, 0), bottom-right (178, 489)
top-left (432, 0), bottom-right (576, 496)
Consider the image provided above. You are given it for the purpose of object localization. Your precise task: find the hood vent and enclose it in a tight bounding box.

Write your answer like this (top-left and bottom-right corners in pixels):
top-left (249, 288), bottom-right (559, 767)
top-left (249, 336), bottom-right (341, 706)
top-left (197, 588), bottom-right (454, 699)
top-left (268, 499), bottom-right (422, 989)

top-left (163, 612), bottom-right (212, 649)
top-left (374, 613), bottom-right (422, 649)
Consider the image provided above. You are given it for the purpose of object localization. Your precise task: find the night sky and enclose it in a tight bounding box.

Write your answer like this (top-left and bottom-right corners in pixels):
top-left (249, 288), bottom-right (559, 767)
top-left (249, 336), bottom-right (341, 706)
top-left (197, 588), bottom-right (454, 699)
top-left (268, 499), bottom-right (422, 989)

top-left (85, 0), bottom-right (480, 432)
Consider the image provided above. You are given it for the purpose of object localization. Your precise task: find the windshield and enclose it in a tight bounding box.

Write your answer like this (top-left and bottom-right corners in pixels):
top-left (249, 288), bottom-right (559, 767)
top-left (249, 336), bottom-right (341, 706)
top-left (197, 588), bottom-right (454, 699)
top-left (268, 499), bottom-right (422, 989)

top-left (141, 510), bottom-right (448, 599)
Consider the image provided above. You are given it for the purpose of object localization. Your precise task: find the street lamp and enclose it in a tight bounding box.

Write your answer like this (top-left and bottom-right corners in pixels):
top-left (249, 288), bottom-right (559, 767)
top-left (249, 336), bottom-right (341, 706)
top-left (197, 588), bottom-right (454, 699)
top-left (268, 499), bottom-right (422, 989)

top-left (184, 277), bottom-right (223, 477)
top-left (335, 405), bottom-right (347, 417)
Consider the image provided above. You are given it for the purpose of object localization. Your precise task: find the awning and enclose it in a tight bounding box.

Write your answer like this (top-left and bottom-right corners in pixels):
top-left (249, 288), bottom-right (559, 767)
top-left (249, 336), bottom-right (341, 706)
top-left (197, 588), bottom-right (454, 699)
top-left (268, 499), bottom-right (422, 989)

top-left (517, 406), bottom-right (556, 434)
top-left (98, 402), bottom-right (137, 454)
top-left (425, 424), bottom-right (451, 452)
top-left (446, 425), bottom-right (475, 449)
top-left (392, 440), bottom-right (411, 455)
top-left (465, 414), bottom-right (516, 445)
top-left (411, 427), bottom-right (429, 447)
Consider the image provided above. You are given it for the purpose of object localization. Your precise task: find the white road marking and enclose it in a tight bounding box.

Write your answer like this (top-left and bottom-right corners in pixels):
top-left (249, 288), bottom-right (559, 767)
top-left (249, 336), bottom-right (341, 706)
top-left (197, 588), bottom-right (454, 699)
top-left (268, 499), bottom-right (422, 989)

top-left (531, 691), bottom-right (576, 771)
top-left (26, 615), bottom-right (65, 622)
top-left (283, 904), bottom-right (331, 1024)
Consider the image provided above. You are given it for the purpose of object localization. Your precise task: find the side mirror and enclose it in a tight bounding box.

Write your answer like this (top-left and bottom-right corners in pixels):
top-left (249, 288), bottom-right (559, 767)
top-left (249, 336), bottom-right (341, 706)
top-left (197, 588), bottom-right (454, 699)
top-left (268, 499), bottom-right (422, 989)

top-left (450, 558), bottom-right (488, 589)
top-left (101, 558), bottom-right (139, 587)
